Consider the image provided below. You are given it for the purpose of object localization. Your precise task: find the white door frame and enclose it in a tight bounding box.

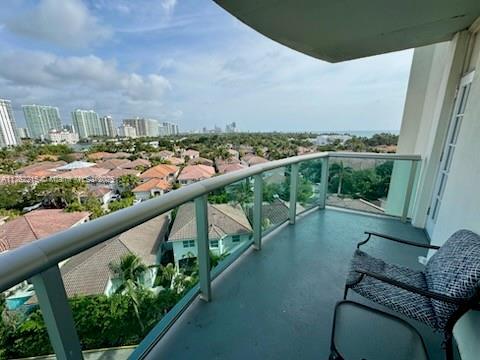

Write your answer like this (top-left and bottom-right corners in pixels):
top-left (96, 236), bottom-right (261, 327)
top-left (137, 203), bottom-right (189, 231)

top-left (426, 70), bottom-right (475, 236)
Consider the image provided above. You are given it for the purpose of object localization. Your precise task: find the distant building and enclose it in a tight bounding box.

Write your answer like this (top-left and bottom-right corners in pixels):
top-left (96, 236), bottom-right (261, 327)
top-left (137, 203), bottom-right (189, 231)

top-left (48, 129), bottom-right (79, 145)
top-left (315, 134), bottom-right (352, 146)
top-left (117, 124), bottom-right (137, 138)
top-left (23, 104), bottom-right (61, 139)
top-left (225, 122), bottom-right (237, 133)
top-left (100, 116), bottom-right (116, 138)
top-left (123, 118), bottom-right (159, 137)
top-left (159, 121), bottom-right (179, 136)
top-left (17, 127), bottom-right (30, 139)
top-left (71, 109), bottom-right (101, 139)
top-left (0, 99), bottom-right (20, 147)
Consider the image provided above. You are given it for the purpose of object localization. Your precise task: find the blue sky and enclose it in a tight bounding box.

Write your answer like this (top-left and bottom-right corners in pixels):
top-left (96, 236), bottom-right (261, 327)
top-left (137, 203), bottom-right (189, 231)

top-left (0, 0), bottom-right (413, 132)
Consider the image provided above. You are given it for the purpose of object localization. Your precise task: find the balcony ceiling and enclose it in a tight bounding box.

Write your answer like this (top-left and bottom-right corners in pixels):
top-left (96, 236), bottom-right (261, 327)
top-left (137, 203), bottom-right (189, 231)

top-left (214, 0), bottom-right (480, 62)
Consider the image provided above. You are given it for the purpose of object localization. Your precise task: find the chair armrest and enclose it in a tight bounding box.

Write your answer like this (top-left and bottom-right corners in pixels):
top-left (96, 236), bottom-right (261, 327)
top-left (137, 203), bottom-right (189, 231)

top-left (354, 269), bottom-right (469, 305)
top-left (357, 231), bottom-right (441, 250)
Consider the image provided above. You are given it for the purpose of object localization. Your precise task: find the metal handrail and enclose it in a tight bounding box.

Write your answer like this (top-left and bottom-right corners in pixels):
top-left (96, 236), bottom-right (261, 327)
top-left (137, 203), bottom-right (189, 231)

top-left (0, 151), bottom-right (420, 292)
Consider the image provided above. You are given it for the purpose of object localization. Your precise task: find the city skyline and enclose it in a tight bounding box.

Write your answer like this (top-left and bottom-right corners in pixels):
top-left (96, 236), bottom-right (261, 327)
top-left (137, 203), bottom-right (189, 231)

top-left (0, 0), bottom-right (411, 133)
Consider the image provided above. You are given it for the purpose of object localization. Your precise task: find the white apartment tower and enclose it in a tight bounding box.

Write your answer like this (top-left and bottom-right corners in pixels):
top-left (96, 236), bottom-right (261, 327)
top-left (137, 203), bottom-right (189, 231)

top-left (123, 118), bottom-right (159, 137)
top-left (71, 109), bottom-right (101, 139)
top-left (100, 116), bottom-right (116, 138)
top-left (23, 104), bottom-right (62, 139)
top-left (0, 99), bottom-right (19, 147)
top-left (117, 124), bottom-right (137, 138)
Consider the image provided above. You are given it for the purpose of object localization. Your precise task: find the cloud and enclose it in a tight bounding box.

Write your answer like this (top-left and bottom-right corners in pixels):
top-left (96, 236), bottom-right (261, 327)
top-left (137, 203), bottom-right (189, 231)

top-left (7, 0), bottom-right (112, 48)
top-left (161, 0), bottom-right (177, 13)
top-left (0, 51), bottom-right (171, 103)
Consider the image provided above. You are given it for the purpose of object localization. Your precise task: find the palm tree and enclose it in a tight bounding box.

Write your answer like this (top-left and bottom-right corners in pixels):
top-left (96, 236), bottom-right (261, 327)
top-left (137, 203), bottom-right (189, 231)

top-left (329, 161), bottom-right (353, 195)
top-left (156, 263), bottom-right (176, 289)
top-left (109, 254), bottom-right (148, 330)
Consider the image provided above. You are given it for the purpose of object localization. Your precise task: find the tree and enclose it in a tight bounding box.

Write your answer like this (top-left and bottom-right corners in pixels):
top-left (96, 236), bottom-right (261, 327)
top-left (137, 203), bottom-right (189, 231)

top-left (109, 197), bottom-right (134, 212)
top-left (33, 179), bottom-right (87, 208)
top-left (118, 174), bottom-right (139, 193)
top-left (109, 254), bottom-right (149, 330)
top-left (155, 263), bottom-right (176, 288)
top-left (329, 162), bottom-right (353, 195)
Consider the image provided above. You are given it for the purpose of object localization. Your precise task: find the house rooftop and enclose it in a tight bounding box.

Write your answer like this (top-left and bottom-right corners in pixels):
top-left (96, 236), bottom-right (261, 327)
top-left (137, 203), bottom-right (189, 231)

top-left (53, 167), bottom-right (110, 179)
top-left (55, 161), bottom-right (96, 171)
top-left (169, 202), bottom-right (252, 242)
top-left (106, 168), bottom-right (140, 178)
top-left (140, 164), bottom-right (179, 179)
top-left (60, 213), bottom-right (170, 297)
top-left (178, 165), bottom-right (215, 181)
top-left (0, 209), bottom-right (90, 252)
top-left (133, 178), bottom-right (172, 192)
top-left (96, 159), bottom-right (131, 170)
top-left (88, 152), bottom-right (131, 160)
top-left (120, 158), bottom-right (151, 169)
top-left (16, 161), bottom-right (67, 177)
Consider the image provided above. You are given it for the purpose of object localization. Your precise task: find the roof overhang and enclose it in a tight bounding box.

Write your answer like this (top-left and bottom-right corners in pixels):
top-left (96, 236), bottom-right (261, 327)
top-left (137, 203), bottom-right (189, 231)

top-left (214, 0), bottom-right (480, 62)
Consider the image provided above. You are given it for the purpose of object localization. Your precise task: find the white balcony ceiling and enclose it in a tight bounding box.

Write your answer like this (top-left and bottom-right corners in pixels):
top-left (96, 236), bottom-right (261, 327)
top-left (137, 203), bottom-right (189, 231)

top-left (214, 0), bottom-right (480, 62)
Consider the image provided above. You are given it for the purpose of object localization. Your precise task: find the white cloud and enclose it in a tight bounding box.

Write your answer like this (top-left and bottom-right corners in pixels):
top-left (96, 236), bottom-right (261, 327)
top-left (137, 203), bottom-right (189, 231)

top-left (7, 0), bottom-right (112, 48)
top-left (161, 0), bottom-right (177, 13)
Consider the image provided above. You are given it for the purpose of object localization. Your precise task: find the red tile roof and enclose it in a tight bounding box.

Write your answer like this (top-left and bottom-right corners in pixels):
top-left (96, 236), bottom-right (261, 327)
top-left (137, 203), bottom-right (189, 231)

top-left (106, 168), bottom-right (140, 178)
top-left (0, 209), bottom-right (90, 252)
top-left (218, 162), bottom-right (247, 174)
top-left (139, 164), bottom-right (178, 179)
top-left (88, 152), bottom-right (131, 160)
top-left (96, 159), bottom-right (131, 170)
top-left (120, 159), bottom-right (151, 169)
top-left (53, 167), bottom-right (110, 179)
top-left (16, 161), bottom-right (67, 177)
top-left (178, 165), bottom-right (215, 181)
top-left (133, 178), bottom-right (171, 192)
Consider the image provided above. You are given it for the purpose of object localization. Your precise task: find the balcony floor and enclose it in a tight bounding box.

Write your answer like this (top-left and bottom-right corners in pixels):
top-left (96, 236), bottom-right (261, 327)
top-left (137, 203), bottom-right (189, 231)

top-left (146, 208), bottom-right (445, 359)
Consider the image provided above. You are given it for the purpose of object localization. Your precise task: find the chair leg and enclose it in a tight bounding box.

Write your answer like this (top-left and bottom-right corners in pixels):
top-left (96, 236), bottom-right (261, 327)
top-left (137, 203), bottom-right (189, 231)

top-left (444, 331), bottom-right (453, 360)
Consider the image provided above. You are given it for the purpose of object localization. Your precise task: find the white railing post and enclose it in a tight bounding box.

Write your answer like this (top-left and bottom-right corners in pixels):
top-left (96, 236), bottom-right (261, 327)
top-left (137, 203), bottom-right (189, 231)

top-left (30, 266), bottom-right (83, 360)
top-left (195, 195), bottom-right (211, 301)
top-left (253, 174), bottom-right (263, 250)
top-left (319, 157), bottom-right (329, 209)
top-left (289, 163), bottom-right (299, 224)
top-left (401, 160), bottom-right (418, 223)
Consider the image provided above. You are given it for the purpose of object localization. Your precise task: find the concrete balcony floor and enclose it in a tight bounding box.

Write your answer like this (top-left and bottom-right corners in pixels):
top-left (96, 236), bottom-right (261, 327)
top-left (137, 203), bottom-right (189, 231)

top-left (146, 208), bottom-right (445, 359)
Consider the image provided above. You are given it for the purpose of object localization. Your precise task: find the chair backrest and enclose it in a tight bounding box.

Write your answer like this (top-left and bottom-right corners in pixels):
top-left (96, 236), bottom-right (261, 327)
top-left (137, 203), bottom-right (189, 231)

top-left (425, 229), bottom-right (480, 329)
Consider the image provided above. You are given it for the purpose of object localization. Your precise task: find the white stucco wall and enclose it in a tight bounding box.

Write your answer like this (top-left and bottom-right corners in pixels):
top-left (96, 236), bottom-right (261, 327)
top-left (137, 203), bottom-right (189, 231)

top-left (396, 29), bottom-right (480, 360)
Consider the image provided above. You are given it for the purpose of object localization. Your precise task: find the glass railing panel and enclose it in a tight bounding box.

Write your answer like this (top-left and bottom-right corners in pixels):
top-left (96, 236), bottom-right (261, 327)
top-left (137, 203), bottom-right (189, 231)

top-left (327, 157), bottom-right (419, 217)
top-left (207, 178), bottom-right (254, 274)
top-left (297, 159), bottom-right (324, 212)
top-left (1, 281), bottom-right (51, 358)
top-left (46, 207), bottom-right (198, 356)
top-left (261, 166), bottom-right (291, 232)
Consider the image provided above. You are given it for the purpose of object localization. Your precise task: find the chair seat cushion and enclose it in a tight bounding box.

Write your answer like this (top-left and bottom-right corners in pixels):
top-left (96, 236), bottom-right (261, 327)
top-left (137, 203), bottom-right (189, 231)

top-left (347, 250), bottom-right (438, 329)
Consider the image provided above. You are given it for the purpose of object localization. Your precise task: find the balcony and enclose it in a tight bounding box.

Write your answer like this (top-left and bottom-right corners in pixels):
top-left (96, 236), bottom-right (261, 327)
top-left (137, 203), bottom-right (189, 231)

top-left (0, 152), bottom-right (428, 359)
top-left (145, 208), bottom-right (443, 360)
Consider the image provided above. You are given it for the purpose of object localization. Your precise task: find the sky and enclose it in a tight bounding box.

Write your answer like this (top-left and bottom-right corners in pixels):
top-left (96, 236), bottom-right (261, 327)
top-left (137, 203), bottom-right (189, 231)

top-left (0, 0), bottom-right (414, 132)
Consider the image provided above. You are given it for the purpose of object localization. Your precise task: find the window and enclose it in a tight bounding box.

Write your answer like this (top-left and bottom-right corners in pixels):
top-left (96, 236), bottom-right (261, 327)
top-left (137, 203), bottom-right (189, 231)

top-left (183, 240), bottom-right (195, 248)
top-left (210, 240), bottom-right (219, 248)
top-left (232, 235), bottom-right (241, 243)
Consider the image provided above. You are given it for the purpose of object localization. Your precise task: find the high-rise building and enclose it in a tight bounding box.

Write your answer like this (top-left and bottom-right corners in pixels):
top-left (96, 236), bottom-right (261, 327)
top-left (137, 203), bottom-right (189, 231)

top-left (100, 116), bottom-right (116, 138)
top-left (117, 124), bottom-right (137, 138)
top-left (160, 121), bottom-right (179, 136)
top-left (23, 104), bottom-right (61, 139)
top-left (17, 127), bottom-right (30, 139)
top-left (225, 122), bottom-right (237, 133)
top-left (0, 99), bottom-right (19, 147)
top-left (123, 118), bottom-right (159, 137)
top-left (71, 109), bottom-right (101, 139)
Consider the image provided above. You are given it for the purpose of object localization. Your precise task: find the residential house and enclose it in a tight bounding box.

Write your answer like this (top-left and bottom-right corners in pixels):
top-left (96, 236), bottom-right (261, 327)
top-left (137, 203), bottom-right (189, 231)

top-left (243, 155), bottom-right (269, 167)
top-left (168, 157), bottom-right (185, 166)
top-left (132, 178), bottom-right (172, 201)
top-left (96, 159), bottom-right (131, 170)
top-left (85, 186), bottom-right (115, 206)
top-left (139, 164), bottom-right (179, 182)
top-left (53, 167), bottom-right (110, 181)
top-left (120, 158), bottom-right (151, 169)
top-left (168, 203), bottom-right (252, 268)
top-left (16, 161), bottom-right (66, 178)
top-left (227, 148), bottom-right (240, 159)
top-left (88, 152), bottom-right (131, 161)
top-left (178, 165), bottom-right (215, 185)
top-left (188, 157), bottom-right (214, 166)
top-left (59, 213), bottom-right (170, 297)
top-left (55, 161), bottom-right (96, 171)
top-left (0, 209), bottom-right (90, 253)
top-left (178, 149), bottom-right (200, 160)
top-left (217, 162), bottom-right (247, 174)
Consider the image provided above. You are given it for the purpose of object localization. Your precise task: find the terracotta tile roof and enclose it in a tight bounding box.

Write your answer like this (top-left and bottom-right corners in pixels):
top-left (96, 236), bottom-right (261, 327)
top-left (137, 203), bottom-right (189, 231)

top-left (168, 157), bottom-right (185, 165)
top-left (54, 167), bottom-right (110, 179)
top-left (106, 168), bottom-right (140, 178)
top-left (169, 202), bottom-right (252, 241)
top-left (178, 165), bottom-right (215, 181)
top-left (16, 161), bottom-right (66, 177)
top-left (88, 152), bottom-right (131, 160)
top-left (133, 178), bottom-right (171, 192)
top-left (120, 159), bottom-right (151, 169)
top-left (245, 156), bottom-right (269, 166)
top-left (139, 164), bottom-right (179, 179)
top-left (188, 157), bottom-right (214, 166)
top-left (88, 186), bottom-right (112, 198)
top-left (218, 162), bottom-right (247, 174)
top-left (96, 159), bottom-right (131, 170)
top-left (152, 150), bottom-right (174, 159)
top-left (0, 209), bottom-right (89, 251)
top-left (60, 213), bottom-right (169, 297)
